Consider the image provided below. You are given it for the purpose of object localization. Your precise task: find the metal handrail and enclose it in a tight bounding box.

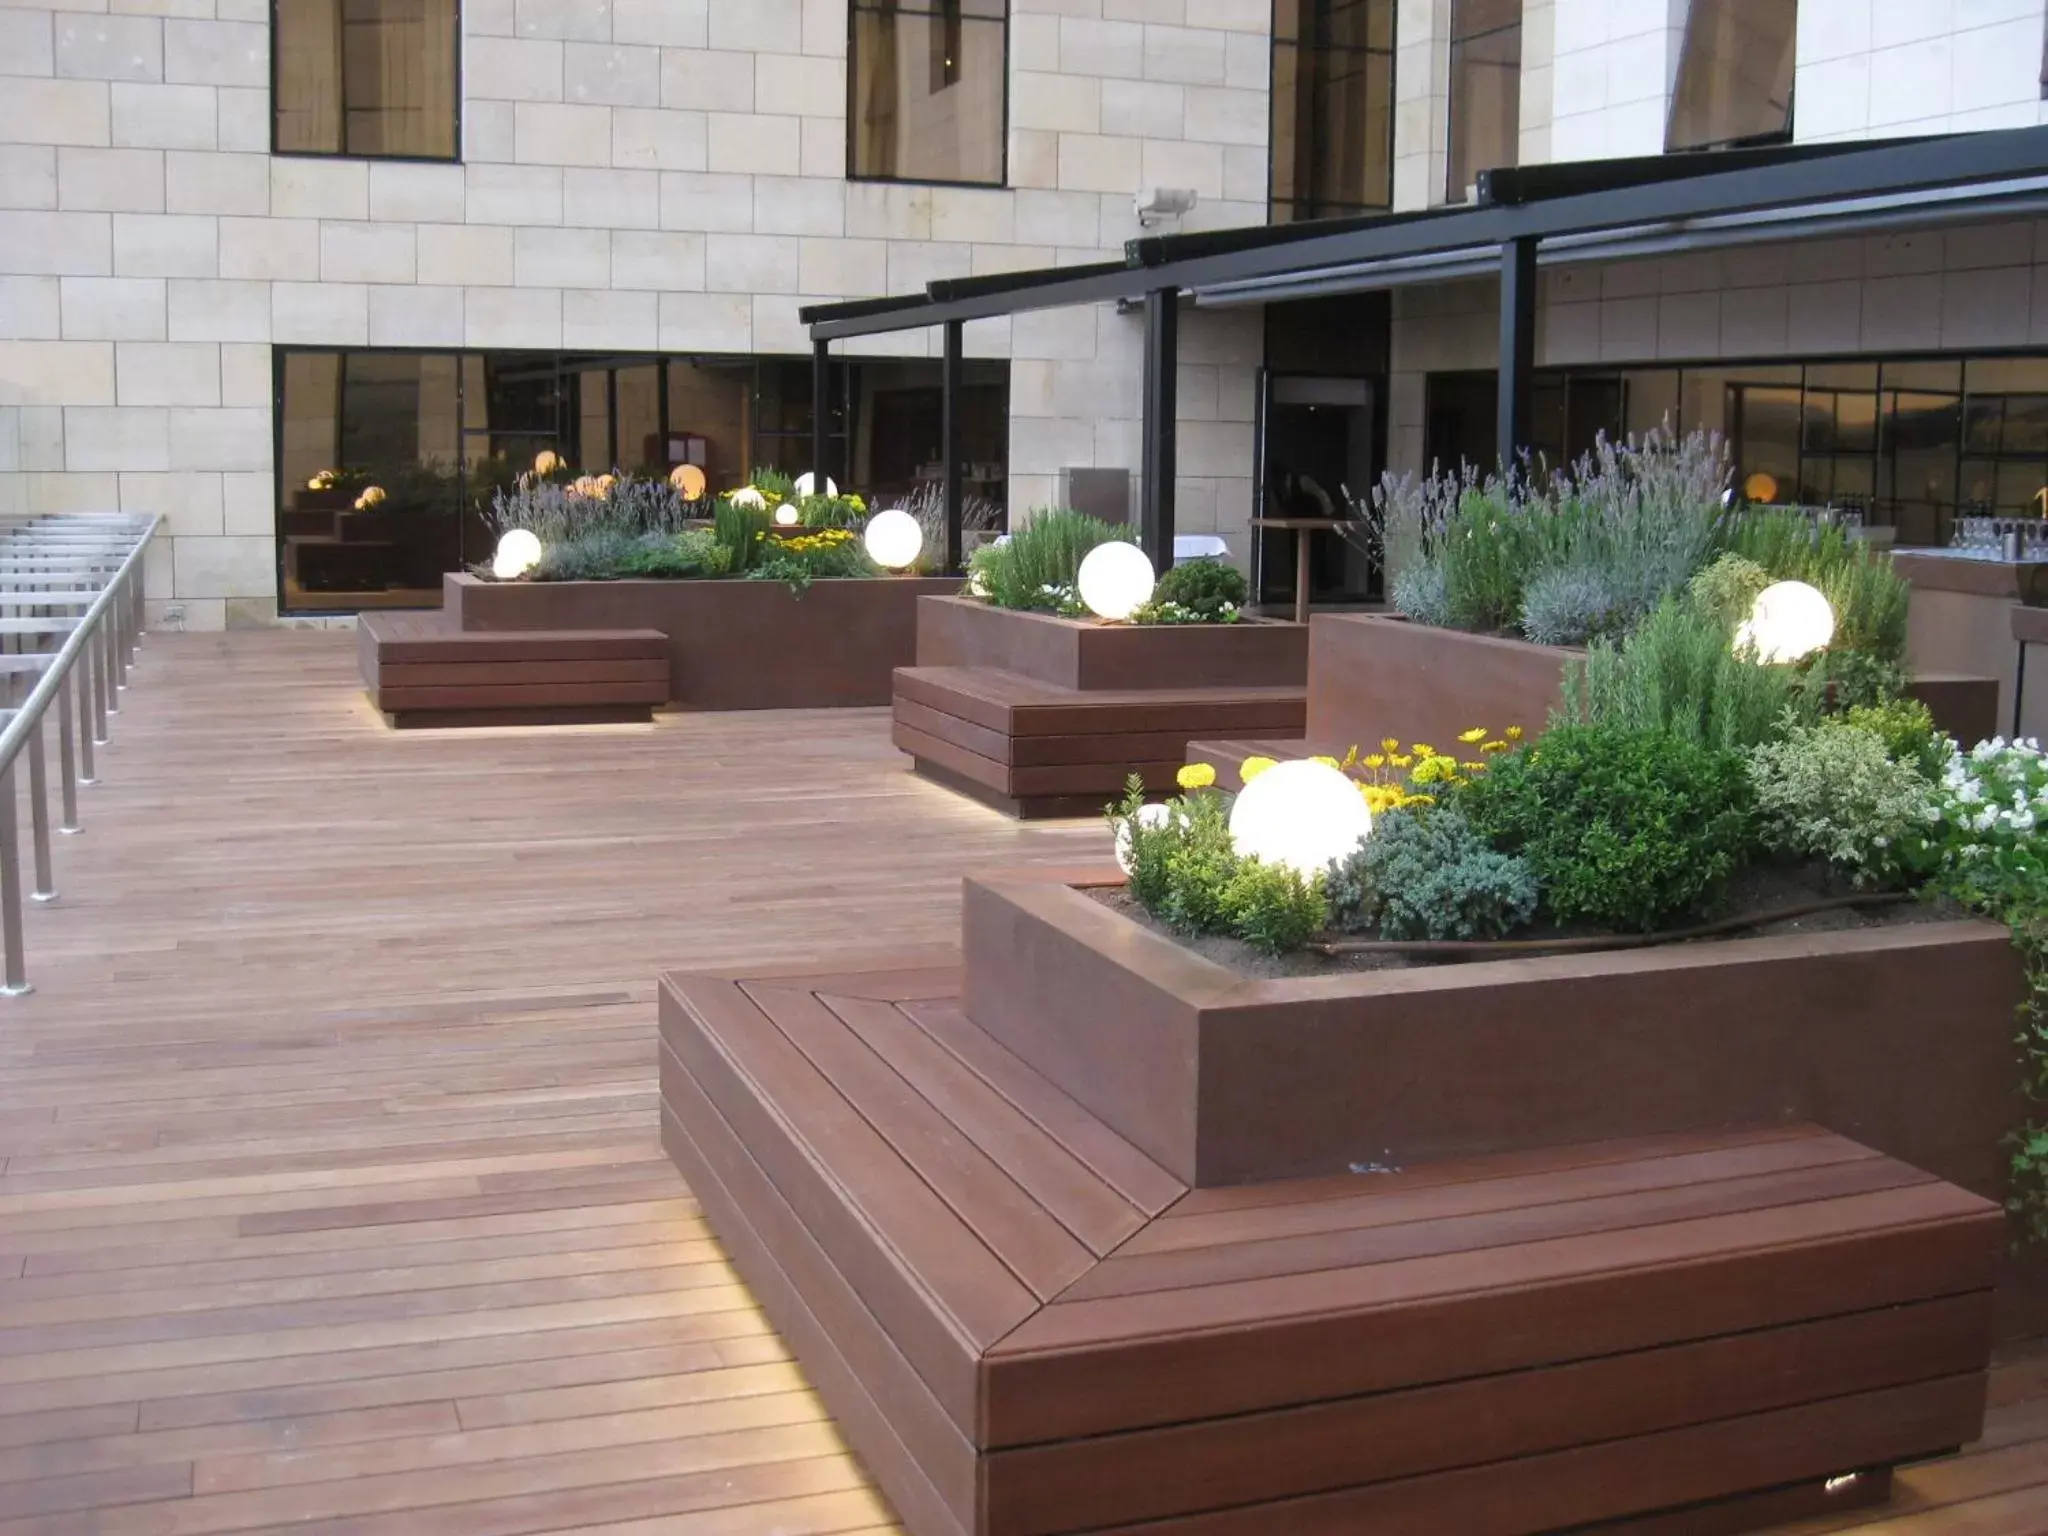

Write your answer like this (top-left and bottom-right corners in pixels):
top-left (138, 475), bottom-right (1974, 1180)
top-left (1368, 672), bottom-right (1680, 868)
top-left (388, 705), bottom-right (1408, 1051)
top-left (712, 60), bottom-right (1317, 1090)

top-left (0, 512), bottom-right (158, 994)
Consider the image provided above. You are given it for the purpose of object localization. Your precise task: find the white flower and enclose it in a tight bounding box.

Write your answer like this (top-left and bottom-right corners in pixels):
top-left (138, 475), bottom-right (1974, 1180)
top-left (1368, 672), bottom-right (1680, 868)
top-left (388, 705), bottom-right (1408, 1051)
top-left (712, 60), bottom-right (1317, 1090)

top-left (1955, 781), bottom-right (1984, 805)
top-left (2016, 810), bottom-right (2038, 832)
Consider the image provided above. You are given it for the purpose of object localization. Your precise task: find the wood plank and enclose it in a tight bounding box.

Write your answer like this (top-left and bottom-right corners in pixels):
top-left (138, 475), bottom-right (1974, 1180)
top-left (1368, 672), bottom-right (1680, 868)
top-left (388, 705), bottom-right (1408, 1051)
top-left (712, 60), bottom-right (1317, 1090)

top-left (377, 680), bottom-right (670, 710)
top-left (985, 1293), bottom-right (1992, 1536)
top-left (379, 660), bottom-right (670, 689)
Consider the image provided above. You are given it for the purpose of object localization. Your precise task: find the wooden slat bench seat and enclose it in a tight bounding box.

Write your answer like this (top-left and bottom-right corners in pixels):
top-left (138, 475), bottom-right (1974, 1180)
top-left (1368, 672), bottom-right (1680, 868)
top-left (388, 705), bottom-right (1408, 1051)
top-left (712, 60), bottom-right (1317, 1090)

top-left (894, 666), bottom-right (1307, 818)
top-left (359, 610), bottom-right (669, 727)
top-left (659, 957), bottom-right (2001, 1536)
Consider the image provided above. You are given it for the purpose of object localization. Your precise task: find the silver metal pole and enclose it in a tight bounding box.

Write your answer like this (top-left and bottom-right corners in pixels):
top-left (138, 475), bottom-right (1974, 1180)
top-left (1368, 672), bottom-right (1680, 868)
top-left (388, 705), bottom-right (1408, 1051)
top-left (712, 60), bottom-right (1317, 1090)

top-left (75, 662), bottom-right (96, 786)
top-left (56, 674), bottom-right (78, 831)
top-left (100, 619), bottom-right (118, 715)
top-left (28, 723), bottom-right (52, 903)
top-left (90, 621), bottom-right (109, 745)
top-left (0, 763), bottom-right (32, 996)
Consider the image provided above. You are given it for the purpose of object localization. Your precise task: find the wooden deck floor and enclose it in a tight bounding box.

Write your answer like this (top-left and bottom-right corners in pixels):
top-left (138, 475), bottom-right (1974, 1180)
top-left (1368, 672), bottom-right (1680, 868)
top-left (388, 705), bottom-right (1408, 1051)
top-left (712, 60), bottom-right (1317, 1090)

top-left (0, 630), bottom-right (2041, 1535)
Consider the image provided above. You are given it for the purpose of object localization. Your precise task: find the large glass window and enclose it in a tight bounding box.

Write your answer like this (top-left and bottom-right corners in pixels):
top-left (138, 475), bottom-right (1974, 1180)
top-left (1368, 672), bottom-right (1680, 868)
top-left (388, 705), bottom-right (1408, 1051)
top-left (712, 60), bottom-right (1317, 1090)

top-left (849, 0), bottom-right (1007, 186)
top-left (1666, 0), bottom-right (1796, 152)
top-left (1271, 0), bottom-right (1395, 224)
top-left (1445, 0), bottom-right (1520, 204)
top-left (274, 0), bottom-right (460, 160)
top-left (275, 350), bottom-right (1011, 613)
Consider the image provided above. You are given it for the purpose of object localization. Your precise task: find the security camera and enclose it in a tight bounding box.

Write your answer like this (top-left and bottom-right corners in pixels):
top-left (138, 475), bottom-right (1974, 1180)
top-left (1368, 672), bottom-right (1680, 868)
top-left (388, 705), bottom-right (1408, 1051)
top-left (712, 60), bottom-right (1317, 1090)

top-left (1134, 187), bottom-right (1199, 227)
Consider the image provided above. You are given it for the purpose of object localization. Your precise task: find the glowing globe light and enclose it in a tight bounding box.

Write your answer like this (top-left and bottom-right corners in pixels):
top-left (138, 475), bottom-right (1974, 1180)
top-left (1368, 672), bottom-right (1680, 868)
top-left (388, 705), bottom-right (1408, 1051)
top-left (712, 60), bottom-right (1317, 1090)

top-left (1228, 759), bottom-right (1373, 878)
top-left (1076, 540), bottom-right (1156, 621)
top-left (774, 503), bottom-right (800, 527)
top-left (1737, 579), bottom-right (1835, 664)
top-left (794, 472), bottom-right (837, 498)
top-left (669, 463), bottom-right (706, 500)
top-left (729, 486), bottom-right (767, 511)
top-left (864, 508), bottom-right (923, 570)
top-left (492, 529), bottom-right (543, 581)
top-left (1742, 471), bottom-right (1780, 504)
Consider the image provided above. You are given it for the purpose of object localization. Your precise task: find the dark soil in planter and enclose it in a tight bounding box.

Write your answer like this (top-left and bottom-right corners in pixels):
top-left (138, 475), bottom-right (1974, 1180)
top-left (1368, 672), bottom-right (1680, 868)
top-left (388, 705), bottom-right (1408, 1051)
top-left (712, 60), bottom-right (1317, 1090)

top-left (1090, 863), bottom-right (1970, 981)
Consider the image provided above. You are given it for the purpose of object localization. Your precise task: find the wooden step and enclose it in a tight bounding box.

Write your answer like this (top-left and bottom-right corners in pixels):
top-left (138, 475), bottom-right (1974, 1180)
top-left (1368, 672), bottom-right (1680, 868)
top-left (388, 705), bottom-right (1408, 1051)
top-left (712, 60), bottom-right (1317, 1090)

top-left (359, 611), bottom-right (669, 727)
top-left (893, 666), bottom-right (1307, 818)
top-left (659, 958), bottom-right (2000, 1536)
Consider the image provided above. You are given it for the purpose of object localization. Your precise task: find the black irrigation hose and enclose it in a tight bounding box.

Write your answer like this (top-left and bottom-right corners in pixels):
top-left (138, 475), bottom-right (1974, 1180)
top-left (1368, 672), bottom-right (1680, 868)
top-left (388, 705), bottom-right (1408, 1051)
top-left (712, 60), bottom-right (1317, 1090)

top-left (1308, 891), bottom-right (1917, 959)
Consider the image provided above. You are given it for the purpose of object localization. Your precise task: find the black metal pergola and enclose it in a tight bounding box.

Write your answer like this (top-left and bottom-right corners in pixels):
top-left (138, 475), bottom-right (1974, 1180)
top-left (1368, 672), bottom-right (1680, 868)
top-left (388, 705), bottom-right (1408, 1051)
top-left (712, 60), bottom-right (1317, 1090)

top-left (802, 124), bottom-right (2048, 570)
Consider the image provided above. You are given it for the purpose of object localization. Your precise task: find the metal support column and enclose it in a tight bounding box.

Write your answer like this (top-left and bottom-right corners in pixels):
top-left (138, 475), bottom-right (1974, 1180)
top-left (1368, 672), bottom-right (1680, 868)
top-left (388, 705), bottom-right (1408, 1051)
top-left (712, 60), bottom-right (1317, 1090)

top-left (810, 337), bottom-right (831, 494)
top-left (1497, 235), bottom-right (1538, 476)
top-left (0, 764), bottom-right (28, 995)
top-left (942, 318), bottom-right (964, 574)
top-left (1140, 287), bottom-right (1179, 566)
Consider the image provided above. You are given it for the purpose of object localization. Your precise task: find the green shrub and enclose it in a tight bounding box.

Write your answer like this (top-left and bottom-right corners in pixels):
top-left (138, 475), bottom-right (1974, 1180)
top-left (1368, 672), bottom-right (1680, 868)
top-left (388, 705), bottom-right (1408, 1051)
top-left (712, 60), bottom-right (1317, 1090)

top-left (1519, 563), bottom-right (1632, 647)
top-left (1561, 598), bottom-right (1816, 753)
top-left (750, 466), bottom-right (797, 502)
top-left (1326, 805), bottom-right (1539, 940)
top-left (1439, 487), bottom-right (1531, 632)
top-left (612, 528), bottom-right (731, 579)
top-left (531, 529), bottom-right (637, 582)
top-left (1746, 719), bottom-right (1934, 887)
top-left (1724, 510), bottom-right (1910, 663)
top-left (1220, 859), bottom-right (1328, 955)
top-left (1135, 558), bottom-right (1247, 624)
top-left (1459, 724), bottom-right (1755, 931)
top-left (1842, 696), bottom-right (1946, 774)
top-left (1687, 552), bottom-right (1771, 631)
top-left (713, 497), bottom-right (771, 573)
top-left (1389, 561), bottom-right (1452, 626)
top-left (969, 509), bottom-right (1131, 611)
top-left (1801, 646), bottom-right (1909, 713)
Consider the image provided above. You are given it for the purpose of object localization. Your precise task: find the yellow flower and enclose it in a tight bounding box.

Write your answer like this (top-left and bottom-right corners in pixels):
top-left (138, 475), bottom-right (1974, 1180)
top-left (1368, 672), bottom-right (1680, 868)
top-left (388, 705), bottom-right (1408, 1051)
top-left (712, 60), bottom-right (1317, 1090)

top-left (1389, 754), bottom-right (1413, 770)
top-left (1481, 739), bottom-right (1509, 753)
top-left (1177, 763), bottom-right (1217, 791)
top-left (1505, 725), bottom-right (1524, 741)
top-left (1361, 753), bottom-right (1386, 770)
top-left (1240, 755), bottom-right (1278, 784)
top-left (1380, 737), bottom-right (1400, 754)
top-left (1461, 760), bottom-right (1489, 773)
top-left (1410, 743), bottom-right (1437, 759)
top-left (353, 485), bottom-right (386, 509)
top-left (1459, 727), bottom-right (1488, 744)
top-left (1310, 754), bottom-right (1340, 770)
top-left (533, 450), bottom-right (562, 476)
top-left (308, 469), bottom-right (336, 491)
top-left (1407, 792), bottom-right (1437, 807)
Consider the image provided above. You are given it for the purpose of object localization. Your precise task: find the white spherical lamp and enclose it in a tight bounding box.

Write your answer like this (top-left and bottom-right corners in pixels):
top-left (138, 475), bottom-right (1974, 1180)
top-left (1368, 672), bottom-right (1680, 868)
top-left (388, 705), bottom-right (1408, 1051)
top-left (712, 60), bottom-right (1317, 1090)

top-left (1228, 759), bottom-right (1373, 879)
top-left (1077, 540), bottom-right (1156, 621)
top-left (1738, 579), bottom-right (1835, 664)
top-left (773, 502), bottom-right (800, 527)
top-left (492, 529), bottom-right (543, 581)
top-left (794, 472), bottom-right (837, 499)
top-left (864, 508), bottom-right (923, 571)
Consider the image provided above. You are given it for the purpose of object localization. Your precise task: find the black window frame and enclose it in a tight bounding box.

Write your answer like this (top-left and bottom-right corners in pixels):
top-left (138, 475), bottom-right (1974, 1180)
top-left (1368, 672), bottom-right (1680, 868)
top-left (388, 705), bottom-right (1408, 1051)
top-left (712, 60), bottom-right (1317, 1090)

top-left (846, 0), bottom-right (1011, 190)
top-left (270, 0), bottom-right (464, 164)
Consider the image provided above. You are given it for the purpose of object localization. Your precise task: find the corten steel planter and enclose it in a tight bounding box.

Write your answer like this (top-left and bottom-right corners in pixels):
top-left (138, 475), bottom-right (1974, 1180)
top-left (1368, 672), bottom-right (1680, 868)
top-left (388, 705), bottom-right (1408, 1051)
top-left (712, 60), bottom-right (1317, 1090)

top-left (960, 867), bottom-right (2025, 1197)
top-left (444, 571), bottom-right (957, 711)
top-left (1306, 613), bottom-right (1570, 748)
top-left (914, 594), bottom-right (1308, 690)
top-left (1300, 611), bottom-right (1996, 751)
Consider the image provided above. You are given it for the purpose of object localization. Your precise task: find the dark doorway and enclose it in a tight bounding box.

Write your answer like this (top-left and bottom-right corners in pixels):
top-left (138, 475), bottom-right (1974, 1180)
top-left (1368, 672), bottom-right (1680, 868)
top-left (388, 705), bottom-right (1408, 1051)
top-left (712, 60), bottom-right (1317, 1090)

top-left (1257, 374), bottom-right (1378, 606)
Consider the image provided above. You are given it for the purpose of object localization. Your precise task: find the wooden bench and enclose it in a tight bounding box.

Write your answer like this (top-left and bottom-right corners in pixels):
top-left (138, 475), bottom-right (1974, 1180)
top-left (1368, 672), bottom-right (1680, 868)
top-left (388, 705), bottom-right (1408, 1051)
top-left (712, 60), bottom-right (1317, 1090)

top-left (660, 957), bottom-right (2000, 1536)
top-left (359, 611), bottom-right (669, 728)
top-left (894, 666), bottom-right (1307, 818)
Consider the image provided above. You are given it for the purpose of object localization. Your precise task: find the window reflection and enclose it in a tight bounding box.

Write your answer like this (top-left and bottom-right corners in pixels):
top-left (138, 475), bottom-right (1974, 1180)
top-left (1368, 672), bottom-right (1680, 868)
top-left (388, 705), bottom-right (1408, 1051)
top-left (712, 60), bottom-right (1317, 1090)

top-left (1446, 0), bottom-right (1520, 204)
top-left (1271, 0), bottom-right (1395, 223)
top-left (276, 350), bottom-right (1011, 614)
top-left (849, 0), bottom-right (1007, 186)
top-left (274, 0), bottom-right (459, 159)
top-left (1666, 0), bottom-right (1796, 152)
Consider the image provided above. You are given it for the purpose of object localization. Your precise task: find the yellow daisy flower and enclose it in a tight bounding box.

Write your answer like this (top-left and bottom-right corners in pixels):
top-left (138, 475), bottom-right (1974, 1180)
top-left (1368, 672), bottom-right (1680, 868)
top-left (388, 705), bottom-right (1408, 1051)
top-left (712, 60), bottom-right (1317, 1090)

top-left (1389, 754), bottom-right (1413, 770)
top-left (1240, 755), bottom-right (1278, 784)
top-left (1380, 737), bottom-right (1400, 754)
top-left (1361, 753), bottom-right (1386, 770)
top-left (1411, 743), bottom-right (1437, 759)
top-left (1458, 727), bottom-right (1488, 744)
top-left (1481, 739), bottom-right (1509, 753)
top-left (1506, 725), bottom-right (1525, 740)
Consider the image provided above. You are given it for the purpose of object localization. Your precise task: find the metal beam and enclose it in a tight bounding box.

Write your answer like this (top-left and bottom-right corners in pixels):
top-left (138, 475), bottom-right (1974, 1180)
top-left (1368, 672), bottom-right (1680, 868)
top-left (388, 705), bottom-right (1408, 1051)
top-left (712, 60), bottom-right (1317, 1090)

top-left (810, 338), bottom-right (830, 491)
top-left (1140, 289), bottom-right (1177, 565)
top-left (941, 319), bottom-right (964, 575)
top-left (1497, 236), bottom-right (1537, 474)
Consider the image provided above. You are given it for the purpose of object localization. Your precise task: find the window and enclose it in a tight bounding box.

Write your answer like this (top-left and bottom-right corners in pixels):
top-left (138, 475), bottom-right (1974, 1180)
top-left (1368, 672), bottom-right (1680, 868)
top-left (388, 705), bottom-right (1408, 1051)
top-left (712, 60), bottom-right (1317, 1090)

top-left (1445, 0), bottom-right (1520, 204)
top-left (850, 0), bottom-right (1007, 186)
top-left (275, 349), bottom-right (1011, 612)
top-left (1271, 0), bottom-right (1395, 224)
top-left (274, 0), bottom-right (460, 160)
top-left (1666, 0), bottom-right (1796, 152)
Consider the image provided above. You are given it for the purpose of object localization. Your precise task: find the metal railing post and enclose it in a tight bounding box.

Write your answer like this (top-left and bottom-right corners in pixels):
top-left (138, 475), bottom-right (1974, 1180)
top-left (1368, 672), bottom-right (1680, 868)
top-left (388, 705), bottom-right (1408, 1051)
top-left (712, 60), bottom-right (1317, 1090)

top-left (56, 673), bottom-right (78, 831)
top-left (75, 663), bottom-right (97, 787)
top-left (28, 723), bottom-right (53, 903)
top-left (101, 617), bottom-right (118, 714)
top-left (91, 619), bottom-right (110, 745)
top-left (0, 762), bottom-right (31, 996)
